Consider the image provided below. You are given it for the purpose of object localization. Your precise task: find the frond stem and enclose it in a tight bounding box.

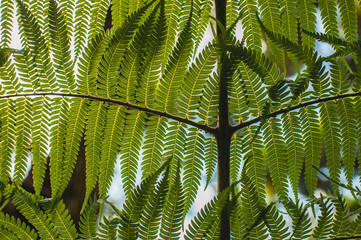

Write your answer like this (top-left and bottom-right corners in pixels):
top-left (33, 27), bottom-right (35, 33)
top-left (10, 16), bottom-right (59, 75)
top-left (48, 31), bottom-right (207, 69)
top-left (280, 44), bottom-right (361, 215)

top-left (231, 91), bottom-right (361, 133)
top-left (0, 92), bottom-right (216, 134)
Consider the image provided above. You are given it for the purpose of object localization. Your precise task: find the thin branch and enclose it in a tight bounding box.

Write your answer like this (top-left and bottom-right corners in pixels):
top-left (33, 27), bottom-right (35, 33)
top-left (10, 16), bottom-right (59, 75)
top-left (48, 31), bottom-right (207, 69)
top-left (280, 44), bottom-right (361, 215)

top-left (231, 91), bottom-right (361, 133)
top-left (0, 92), bottom-right (217, 134)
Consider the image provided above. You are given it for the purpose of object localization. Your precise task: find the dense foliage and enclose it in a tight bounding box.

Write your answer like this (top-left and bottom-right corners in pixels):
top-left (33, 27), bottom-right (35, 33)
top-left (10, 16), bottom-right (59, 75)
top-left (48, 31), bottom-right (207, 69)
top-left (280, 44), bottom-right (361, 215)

top-left (0, 0), bottom-right (360, 238)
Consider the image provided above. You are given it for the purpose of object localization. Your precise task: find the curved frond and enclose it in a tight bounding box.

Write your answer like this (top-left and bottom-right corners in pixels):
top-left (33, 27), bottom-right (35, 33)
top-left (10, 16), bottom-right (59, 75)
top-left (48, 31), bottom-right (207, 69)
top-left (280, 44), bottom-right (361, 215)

top-left (183, 128), bottom-right (204, 214)
top-left (11, 189), bottom-right (58, 239)
top-left (83, 101), bottom-right (106, 209)
top-left (120, 110), bottom-right (145, 197)
top-left (49, 0), bottom-right (75, 93)
top-left (204, 134), bottom-right (217, 188)
top-left (0, 212), bottom-right (38, 239)
top-left (312, 196), bottom-right (334, 239)
top-left (142, 116), bottom-right (167, 178)
top-left (13, 97), bottom-right (32, 183)
top-left (0, 0), bottom-right (14, 47)
top-left (31, 96), bottom-right (50, 194)
top-left (265, 204), bottom-right (290, 239)
top-left (88, 0), bottom-right (109, 39)
top-left (185, 184), bottom-right (232, 240)
top-left (118, 7), bottom-right (158, 104)
top-left (337, 98), bottom-right (357, 185)
top-left (300, 106), bottom-right (322, 197)
top-left (138, 171), bottom-right (169, 240)
top-left (264, 118), bottom-right (288, 198)
top-left (320, 101), bottom-right (341, 193)
top-left (156, 13), bottom-right (193, 113)
top-left (159, 165), bottom-right (184, 240)
top-left (79, 196), bottom-right (100, 239)
top-left (178, 43), bottom-right (218, 119)
top-left (239, 0), bottom-right (262, 50)
top-left (284, 199), bottom-right (312, 239)
top-left (42, 198), bottom-right (78, 240)
top-left (99, 105), bottom-right (126, 198)
top-left (49, 97), bottom-right (69, 196)
top-left (318, 0), bottom-right (338, 37)
top-left (297, 0), bottom-right (317, 49)
top-left (59, 98), bottom-right (88, 195)
top-left (0, 98), bottom-right (16, 181)
top-left (282, 112), bottom-right (304, 198)
top-left (337, 0), bottom-right (358, 43)
top-left (118, 162), bottom-right (167, 240)
top-left (96, 2), bottom-right (155, 99)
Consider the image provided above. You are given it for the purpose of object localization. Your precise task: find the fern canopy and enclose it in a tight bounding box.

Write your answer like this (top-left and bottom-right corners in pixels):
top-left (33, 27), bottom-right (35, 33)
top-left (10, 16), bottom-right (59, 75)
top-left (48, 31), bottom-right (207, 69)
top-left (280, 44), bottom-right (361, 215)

top-left (0, 0), bottom-right (360, 238)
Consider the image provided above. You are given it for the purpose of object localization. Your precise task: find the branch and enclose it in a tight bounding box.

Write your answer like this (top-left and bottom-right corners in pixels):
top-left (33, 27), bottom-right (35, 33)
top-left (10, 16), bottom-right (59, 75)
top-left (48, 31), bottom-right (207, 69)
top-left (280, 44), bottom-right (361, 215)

top-left (231, 91), bottom-right (361, 133)
top-left (0, 92), bottom-right (217, 134)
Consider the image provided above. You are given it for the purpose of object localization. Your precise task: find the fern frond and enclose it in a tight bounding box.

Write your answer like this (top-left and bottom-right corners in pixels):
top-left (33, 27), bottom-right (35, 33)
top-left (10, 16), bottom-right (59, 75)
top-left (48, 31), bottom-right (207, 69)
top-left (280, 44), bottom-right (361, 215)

top-left (161, 0), bottom-right (186, 67)
top-left (142, 116), bottom-right (167, 178)
top-left (41, 198), bottom-right (78, 239)
top-left (12, 50), bottom-right (41, 92)
top-left (136, 2), bottom-right (166, 108)
top-left (329, 58), bottom-right (351, 95)
top-left (284, 199), bottom-right (312, 239)
top-left (0, 61), bottom-right (23, 94)
top-left (197, 72), bottom-right (219, 125)
top-left (241, 126), bottom-right (266, 201)
top-left (300, 106), bottom-right (322, 197)
top-left (282, 112), bottom-right (304, 199)
top-left (297, 0), bottom-right (317, 49)
top-left (162, 121), bottom-right (187, 187)
top-left (264, 118), bottom-right (288, 198)
top-left (230, 194), bottom-right (246, 239)
top-left (337, 0), bottom-right (358, 43)
top-left (11, 188), bottom-right (58, 239)
top-left (156, 12), bottom-right (193, 113)
top-left (0, 212), bottom-right (38, 239)
top-left (185, 184), bottom-right (232, 240)
top-left (318, 0), bottom-right (338, 37)
top-left (49, 97), bottom-right (69, 196)
top-left (97, 2), bottom-right (155, 99)
top-left (239, 175), bottom-right (268, 239)
top-left (83, 101), bottom-right (106, 210)
top-left (88, 0), bottom-right (109, 39)
top-left (118, 161), bottom-right (167, 240)
top-left (77, 31), bottom-right (111, 95)
top-left (312, 196), bottom-right (334, 239)
top-left (0, 0), bottom-right (14, 47)
top-left (118, 6), bottom-right (158, 103)
top-left (320, 101), bottom-right (341, 194)
top-left (204, 135), bottom-right (217, 188)
top-left (98, 216), bottom-right (120, 240)
top-left (79, 196), bottom-right (100, 239)
top-left (230, 131), bottom-right (242, 182)
top-left (159, 163), bottom-right (184, 240)
top-left (99, 105), bottom-right (126, 198)
top-left (337, 98), bottom-right (357, 186)
top-left (31, 96), bottom-right (50, 194)
top-left (13, 97), bottom-right (32, 183)
top-left (332, 197), bottom-right (351, 237)
top-left (138, 170), bottom-right (169, 240)
top-left (183, 128), bottom-right (204, 215)
top-left (0, 98), bottom-right (16, 181)
top-left (16, 0), bottom-right (58, 92)
top-left (73, 0), bottom-right (91, 59)
top-left (48, 0), bottom-right (75, 93)
top-left (192, 0), bottom-right (212, 51)
top-left (58, 98), bottom-right (88, 195)
top-left (259, 0), bottom-right (284, 68)
top-left (120, 110), bottom-right (145, 197)
top-left (265, 204), bottom-right (290, 239)
top-left (111, 0), bottom-right (128, 29)
top-left (239, 0), bottom-right (262, 50)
